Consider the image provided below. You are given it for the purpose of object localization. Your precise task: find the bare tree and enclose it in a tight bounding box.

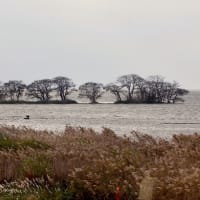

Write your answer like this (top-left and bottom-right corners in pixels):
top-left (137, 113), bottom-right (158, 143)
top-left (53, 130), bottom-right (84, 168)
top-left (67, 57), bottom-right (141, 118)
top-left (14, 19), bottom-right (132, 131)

top-left (104, 83), bottom-right (123, 102)
top-left (135, 79), bottom-right (148, 102)
top-left (3, 80), bottom-right (26, 101)
top-left (79, 82), bottom-right (104, 103)
top-left (53, 76), bottom-right (75, 102)
top-left (146, 75), bottom-right (166, 103)
top-left (111, 74), bottom-right (189, 104)
top-left (27, 79), bottom-right (53, 102)
top-left (163, 81), bottom-right (178, 103)
top-left (117, 74), bottom-right (144, 101)
top-left (165, 82), bottom-right (189, 103)
top-left (0, 82), bottom-right (6, 101)
top-left (144, 77), bottom-right (189, 103)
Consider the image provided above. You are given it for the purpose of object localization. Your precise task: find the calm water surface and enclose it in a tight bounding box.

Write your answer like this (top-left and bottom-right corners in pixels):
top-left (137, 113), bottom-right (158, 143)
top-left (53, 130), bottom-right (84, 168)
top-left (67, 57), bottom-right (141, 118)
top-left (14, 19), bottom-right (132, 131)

top-left (0, 91), bottom-right (200, 137)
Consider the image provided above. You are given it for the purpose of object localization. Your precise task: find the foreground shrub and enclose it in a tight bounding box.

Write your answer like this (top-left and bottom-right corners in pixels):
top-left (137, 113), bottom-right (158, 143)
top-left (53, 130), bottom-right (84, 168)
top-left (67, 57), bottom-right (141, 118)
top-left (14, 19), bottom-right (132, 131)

top-left (0, 126), bottom-right (200, 199)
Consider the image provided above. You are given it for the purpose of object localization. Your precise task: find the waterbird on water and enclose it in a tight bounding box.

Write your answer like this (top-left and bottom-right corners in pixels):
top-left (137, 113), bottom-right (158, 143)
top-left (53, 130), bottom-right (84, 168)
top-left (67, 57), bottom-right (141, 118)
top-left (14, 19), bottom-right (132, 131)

top-left (24, 115), bottom-right (30, 120)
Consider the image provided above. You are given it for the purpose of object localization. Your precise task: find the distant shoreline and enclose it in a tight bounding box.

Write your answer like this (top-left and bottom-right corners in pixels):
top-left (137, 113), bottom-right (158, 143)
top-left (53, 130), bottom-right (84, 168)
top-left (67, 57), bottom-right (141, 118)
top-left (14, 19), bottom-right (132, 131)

top-left (0, 100), bottom-right (78, 104)
top-left (0, 100), bottom-right (185, 105)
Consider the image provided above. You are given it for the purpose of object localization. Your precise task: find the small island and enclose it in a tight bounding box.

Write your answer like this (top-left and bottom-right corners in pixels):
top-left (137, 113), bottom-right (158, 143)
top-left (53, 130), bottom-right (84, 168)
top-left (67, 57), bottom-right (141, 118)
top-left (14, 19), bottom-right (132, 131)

top-left (0, 74), bottom-right (189, 104)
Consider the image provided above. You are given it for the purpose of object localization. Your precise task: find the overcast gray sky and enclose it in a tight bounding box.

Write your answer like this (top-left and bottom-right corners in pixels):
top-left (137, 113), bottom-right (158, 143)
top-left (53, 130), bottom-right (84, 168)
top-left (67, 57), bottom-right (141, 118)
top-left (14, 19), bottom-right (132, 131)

top-left (0, 0), bottom-right (200, 89)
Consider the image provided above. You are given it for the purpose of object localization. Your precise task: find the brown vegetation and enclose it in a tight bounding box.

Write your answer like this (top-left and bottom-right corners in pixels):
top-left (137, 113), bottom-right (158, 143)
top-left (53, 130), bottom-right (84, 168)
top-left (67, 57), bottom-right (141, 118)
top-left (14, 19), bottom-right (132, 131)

top-left (0, 126), bottom-right (199, 199)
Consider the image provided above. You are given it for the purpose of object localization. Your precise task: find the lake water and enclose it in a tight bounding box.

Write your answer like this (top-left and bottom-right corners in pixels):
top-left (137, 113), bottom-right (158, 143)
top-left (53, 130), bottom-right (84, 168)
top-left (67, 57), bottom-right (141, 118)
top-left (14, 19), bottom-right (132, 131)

top-left (0, 91), bottom-right (200, 137)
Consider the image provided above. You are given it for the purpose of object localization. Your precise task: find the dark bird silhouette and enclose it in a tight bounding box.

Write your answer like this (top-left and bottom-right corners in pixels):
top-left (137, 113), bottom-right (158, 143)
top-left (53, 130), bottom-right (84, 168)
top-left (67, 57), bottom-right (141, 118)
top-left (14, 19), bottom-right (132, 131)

top-left (24, 115), bottom-right (30, 120)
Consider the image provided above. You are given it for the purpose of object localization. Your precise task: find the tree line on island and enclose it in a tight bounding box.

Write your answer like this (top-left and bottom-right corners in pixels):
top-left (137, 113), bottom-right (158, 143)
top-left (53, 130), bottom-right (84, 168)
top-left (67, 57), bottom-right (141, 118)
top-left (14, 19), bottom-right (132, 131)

top-left (0, 74), bottom-right (189, 104)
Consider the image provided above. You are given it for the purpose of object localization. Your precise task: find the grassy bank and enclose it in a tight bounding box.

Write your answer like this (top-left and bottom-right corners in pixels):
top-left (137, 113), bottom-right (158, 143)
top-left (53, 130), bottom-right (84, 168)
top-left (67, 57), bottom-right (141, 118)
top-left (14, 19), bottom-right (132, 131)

top-left (0, 126), bottom-right (200, 199)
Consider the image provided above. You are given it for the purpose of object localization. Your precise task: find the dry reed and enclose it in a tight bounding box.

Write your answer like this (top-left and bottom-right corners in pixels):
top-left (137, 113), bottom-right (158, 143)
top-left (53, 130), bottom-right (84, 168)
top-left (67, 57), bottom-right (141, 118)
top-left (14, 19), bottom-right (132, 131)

top-left (0, 126), bottom-right (199, 199)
